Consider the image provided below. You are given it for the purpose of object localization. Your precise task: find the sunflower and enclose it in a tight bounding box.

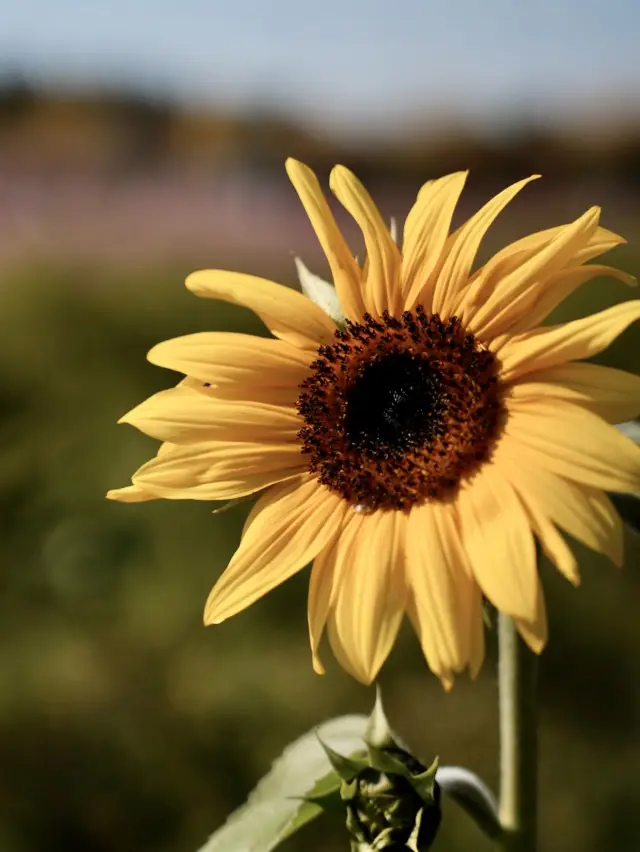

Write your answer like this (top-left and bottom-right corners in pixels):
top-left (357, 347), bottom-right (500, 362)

top-left (108, 159), bottom-right (640, 687)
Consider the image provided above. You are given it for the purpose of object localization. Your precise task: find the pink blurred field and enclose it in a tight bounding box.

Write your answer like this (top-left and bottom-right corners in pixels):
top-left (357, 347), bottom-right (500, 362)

top-left (1, 162), bottom-right (638, 271)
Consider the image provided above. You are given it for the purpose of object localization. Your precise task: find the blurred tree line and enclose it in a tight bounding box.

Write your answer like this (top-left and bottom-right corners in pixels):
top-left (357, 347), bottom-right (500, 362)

top-left (1, 76), bottom-right (640, 184)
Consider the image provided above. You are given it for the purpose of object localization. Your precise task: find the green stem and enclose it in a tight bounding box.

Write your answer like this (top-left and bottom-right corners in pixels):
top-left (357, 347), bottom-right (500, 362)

top-left (498, 613), bottom-right (538, 852)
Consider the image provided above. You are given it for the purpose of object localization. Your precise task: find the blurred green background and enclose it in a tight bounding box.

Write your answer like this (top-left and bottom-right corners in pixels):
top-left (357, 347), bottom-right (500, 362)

top-left (1, 2), bottom-right (640, 851)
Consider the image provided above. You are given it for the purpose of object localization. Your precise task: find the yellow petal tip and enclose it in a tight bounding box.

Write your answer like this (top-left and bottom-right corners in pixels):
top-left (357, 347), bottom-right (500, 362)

top-left (311, 656), bottom-right (326, 676)
top-left (203, 609), bottom-right (224, 627)
top-left (284, 157), bottom-right (304, 175)
top-left (440, 674), bottom-right (455, 692)
top-left (146, 342), bottom-right (164, 365)
top-left (185, 269), bottom-right (215, 296)
top-left (328, 164), bottom-right (351, 190)
top-left (184, 270), bottom-right (202, 292)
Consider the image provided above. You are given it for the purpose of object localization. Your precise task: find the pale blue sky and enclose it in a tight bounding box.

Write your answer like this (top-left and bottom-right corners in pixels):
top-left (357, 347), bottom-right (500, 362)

top-left (0, 0), bottom-right (638, 134)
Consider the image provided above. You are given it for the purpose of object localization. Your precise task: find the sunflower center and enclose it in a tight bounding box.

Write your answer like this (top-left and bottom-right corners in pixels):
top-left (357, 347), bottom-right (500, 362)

top-left (345, 353), bottom-right (444, 455)
top-left (296, 308), bottom-right (504, 511)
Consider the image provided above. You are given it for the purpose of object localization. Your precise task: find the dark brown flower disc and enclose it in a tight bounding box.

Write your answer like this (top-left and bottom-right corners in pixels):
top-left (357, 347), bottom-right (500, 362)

top-left (296, 308), bottom-right (504, 511)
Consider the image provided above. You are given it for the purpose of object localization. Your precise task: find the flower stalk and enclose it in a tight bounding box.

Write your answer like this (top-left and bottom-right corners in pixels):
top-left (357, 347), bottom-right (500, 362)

top-left (498, 613), bottom-right (538, 852)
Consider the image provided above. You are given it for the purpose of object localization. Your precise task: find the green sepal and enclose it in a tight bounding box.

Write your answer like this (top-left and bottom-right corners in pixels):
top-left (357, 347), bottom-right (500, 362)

top-left (295, 786), bottom-right (344, 816)
top-left (370, 826), bottom-right (395, 849)
top-left (405, 807), bottom-right (425, 852)
top-left (346, 804), bottom-right (368, 842)
top-left (363, 686), bottom-right (398, 750)
top-left (316, 735), bottom-right (368, 782)
top-left (368, 746), bottom-right (414, 778)
top-left (339, 778), bottom-right (359, 802)
top-left (407, 757), bottom-right (439, 805)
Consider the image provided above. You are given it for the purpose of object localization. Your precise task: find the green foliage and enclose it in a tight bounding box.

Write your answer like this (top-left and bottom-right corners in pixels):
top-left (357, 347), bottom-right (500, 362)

top-left (0, 251), bottom-right (639, 852)
top-left (196, 715), bottom-right (367, 852)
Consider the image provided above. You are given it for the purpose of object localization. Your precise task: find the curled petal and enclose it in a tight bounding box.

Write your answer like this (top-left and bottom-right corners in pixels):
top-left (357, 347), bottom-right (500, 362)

top-left (186, 270), bottom-right (335, 350)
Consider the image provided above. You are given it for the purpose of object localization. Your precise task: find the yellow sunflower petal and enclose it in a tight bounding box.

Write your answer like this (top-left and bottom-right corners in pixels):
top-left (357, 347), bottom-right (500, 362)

top-left (119, 387), bottom-right (301, 443)
top-left (466, 224), bottom-right (624, 296)
top-left (325, 511), bottom-right (407, 684)
top-left (499, 440), bottom-right (623, 569)
top-left (131, 440), bottom-right (305, 501)
top-left (508, 363), bottom-right (640, 423)
top-left (507, 265), bottom-right (636, 334)
top-left (285, 159), bottom-right (364, 321)
top-left (467, 207), bottom-right (601, 337)
top-left (495, 300), bottom-right (640, 380)
top-left (106, 484), bottom-right (158, 502)
top-left (432, 504), bottom-right (486, 680)
top-left (329, 165), bottom-right (402, 316)
top-left (432, 175), bottom-right (540, 317)
top-left (405, 502), bottom-right (480, 688)
top-left (186, 270), bottom-right (335, 350)
top-left (148, 332), bottom-right (310, 405)
top-left (571, 226), bottom-right (627, 264)
top-left (457, 467), bottom-right (539, 622)
top-left (467, 582), bottom-right (486, 680)
top-left (527, 506), bottom-right (580, 586)
top-left (149, 332), bottom-right (310, 383)
top-left (526, 500), bottom-right (580, 586)
top-left (204, 476), bottom-right (345, 624)
top-left (307, 517), bottom-right (359, 676)
top-left (505, 400), bottom-right (640, 495)
top-left (514, 584), bottom-right (548, 654)
top-left (401, 171), bottom-right (468, 309)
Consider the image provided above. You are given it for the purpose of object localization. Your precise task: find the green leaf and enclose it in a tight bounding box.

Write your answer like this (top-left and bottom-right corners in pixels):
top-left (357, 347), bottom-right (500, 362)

top-left (197, 714), bottom-right (368, 852)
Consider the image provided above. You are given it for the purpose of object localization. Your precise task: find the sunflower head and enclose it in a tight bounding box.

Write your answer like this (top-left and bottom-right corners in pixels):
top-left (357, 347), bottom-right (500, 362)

top-left (108, 156), bottom-right (640, 688)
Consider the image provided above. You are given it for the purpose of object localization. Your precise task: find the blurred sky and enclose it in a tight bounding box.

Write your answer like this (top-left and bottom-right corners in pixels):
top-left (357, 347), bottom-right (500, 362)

top-left (0, 0), bottom-right (638, 135)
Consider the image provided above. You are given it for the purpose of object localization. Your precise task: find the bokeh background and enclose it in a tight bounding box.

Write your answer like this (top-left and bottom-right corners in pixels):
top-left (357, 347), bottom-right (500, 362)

top-left (0, 2), bottom-right (639, 850)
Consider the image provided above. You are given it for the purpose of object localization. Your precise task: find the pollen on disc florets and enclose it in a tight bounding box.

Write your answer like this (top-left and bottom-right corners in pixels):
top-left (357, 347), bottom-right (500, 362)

top-left (296, 307), bottom-right (504, 511)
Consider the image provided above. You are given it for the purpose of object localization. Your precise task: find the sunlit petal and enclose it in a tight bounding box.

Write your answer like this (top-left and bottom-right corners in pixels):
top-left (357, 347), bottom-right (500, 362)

top-left (496, 300), bottom-right (640, 380)
top-left (330, 164), bottom-right (402, 316)
top-left (186, 270), bottom-right (335, 349)
top-left (205, 476), bottom-right (346, 624)
top-left (326, 511), bottom-right (407, 684)
top-left (508, 362), bottom-right (640, 423)
top-left (286, 159), bottom-right (364, 320)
